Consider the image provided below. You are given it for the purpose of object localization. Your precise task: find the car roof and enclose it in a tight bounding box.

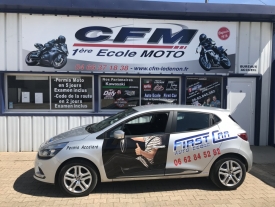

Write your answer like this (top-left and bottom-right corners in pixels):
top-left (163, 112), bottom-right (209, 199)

top-left (133, 104), bottom-right (230, 115)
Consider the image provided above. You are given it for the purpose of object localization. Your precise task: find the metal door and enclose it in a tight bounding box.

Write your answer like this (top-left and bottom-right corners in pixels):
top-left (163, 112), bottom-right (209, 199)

top-left (227, 78), bottom-right (256, 144)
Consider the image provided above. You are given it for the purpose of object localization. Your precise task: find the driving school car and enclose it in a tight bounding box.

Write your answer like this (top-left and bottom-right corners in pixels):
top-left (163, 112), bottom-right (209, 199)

top-left (34, 105), bottom-right (253, 197)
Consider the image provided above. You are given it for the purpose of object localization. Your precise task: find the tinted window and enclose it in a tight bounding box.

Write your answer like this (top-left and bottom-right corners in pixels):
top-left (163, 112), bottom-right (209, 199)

top-left (210, 114), bottom-right (221, 126)
top-left (175, 112), bottom-right (210, 132)
top-left (213, 115), bottom-right (221, 123)
top-left (106, 112), bottom-right (169, 137)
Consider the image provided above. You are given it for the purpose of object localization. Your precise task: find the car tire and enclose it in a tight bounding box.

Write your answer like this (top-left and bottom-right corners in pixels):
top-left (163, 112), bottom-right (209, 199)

top-left (210, 157), bottom-right (246, 190)
top-left (58, 160), bottom-right (98, 197)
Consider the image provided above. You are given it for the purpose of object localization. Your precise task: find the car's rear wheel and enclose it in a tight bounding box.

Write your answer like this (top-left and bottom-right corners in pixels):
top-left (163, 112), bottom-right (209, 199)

top-left (58, 160), bottom-right (98, 197)
top-left (210, 157), bottom-right (246, 190)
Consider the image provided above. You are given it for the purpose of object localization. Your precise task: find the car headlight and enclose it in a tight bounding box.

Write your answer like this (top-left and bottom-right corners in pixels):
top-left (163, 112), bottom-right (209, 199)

top-left (38, 142), bottom-right (68, 159)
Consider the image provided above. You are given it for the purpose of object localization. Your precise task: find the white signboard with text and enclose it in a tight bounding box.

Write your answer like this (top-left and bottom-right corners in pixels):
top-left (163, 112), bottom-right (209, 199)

top-left (22, 15), bottom-right (237, 74)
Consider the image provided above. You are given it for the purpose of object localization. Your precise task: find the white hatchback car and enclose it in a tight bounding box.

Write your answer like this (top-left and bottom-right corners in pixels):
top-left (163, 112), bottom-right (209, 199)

top-left (34, 105), bottom-right (253, 196)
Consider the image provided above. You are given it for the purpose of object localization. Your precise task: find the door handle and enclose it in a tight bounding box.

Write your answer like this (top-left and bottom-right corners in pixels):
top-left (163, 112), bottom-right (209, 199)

top-left (153, 145), bottom-right (166, 149)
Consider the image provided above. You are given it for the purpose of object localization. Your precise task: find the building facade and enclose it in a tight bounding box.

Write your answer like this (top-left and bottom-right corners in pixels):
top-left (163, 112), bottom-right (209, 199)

top-left (0, 0), bottom-right (274, 152)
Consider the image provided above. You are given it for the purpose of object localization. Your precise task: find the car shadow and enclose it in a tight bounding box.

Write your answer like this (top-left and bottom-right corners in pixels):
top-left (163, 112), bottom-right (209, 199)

top-left (13, 169), bottom-right (65, 197)
top-left (14, 168), bottom-right (221, 197)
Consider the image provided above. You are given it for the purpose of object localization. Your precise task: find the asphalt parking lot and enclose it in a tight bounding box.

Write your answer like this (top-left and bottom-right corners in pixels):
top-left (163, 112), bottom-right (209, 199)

top-left (0, 151), bottom-right (275, 207)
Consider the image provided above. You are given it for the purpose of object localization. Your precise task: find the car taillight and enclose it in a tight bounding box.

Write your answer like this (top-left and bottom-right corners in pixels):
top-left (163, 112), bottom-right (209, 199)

top-left (238, 133), bottom-right (248, 141)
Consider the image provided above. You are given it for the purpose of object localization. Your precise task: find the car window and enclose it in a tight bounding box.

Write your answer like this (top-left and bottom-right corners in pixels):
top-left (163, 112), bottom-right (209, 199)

top-left (106, 112), bottom-right (169, 137)
top-left (209, 114), bottom-right (221, 126)
top-left (175, 112), bottom-right (210, 132)
top-left (213, 115), bottom-right (221, 123)
top-left (127, 115), bottom-right (152, 124)
top-left (86, 108), bottom-right (137, 133)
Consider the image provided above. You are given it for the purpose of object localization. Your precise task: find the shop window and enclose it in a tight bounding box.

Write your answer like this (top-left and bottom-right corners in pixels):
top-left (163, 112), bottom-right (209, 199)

top-left (141, 78), bottom-right (179, 105)
top-left (186, 77), bottom-right (222, 108)
top-left (6, 75), bottom-right (93, 112)
top-left (7, 76), bottom-right (50, 109)
top-left (100, 76), bottom-right (180, 110)
top-left (51, 76), bottom-right (93, 110)
top-left (100, 77), bottom-right (140, 110)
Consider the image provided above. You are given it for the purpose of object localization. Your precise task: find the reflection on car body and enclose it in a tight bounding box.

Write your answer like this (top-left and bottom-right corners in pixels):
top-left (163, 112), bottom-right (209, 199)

top-left (34, 105), bottom-right (253, 197)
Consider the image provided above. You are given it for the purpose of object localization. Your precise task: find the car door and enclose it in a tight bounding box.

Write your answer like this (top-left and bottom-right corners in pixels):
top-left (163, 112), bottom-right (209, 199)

top-left (165, 111), bottom-right (222, 175)
top-left (101, 111), bottom-right (173, 179)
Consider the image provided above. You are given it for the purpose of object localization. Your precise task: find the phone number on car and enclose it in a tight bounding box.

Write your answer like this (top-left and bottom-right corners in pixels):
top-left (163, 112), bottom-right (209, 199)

top-left (174, 148), bottom-right (221, 166)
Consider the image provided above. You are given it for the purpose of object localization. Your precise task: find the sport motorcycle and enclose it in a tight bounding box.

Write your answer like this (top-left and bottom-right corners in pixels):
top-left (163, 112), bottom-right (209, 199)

top-left (196, 45), bottom-right (231, 71)
top-left (25, 43), bottom-right (68, 69)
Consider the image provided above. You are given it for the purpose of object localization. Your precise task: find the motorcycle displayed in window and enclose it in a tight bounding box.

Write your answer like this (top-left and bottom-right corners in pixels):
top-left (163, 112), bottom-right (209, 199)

top-left (25, 43), bottom-right (69, 69)
top-left (196, 45), bottom-right (231, 71)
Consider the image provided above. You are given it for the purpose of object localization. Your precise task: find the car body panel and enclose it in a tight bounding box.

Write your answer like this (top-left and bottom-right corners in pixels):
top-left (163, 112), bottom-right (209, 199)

top-left (166, 124), bottom-right (221, 175)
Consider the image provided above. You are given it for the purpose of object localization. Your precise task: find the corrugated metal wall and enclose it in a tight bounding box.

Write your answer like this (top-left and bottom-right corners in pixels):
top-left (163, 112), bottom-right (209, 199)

top-left (0, 116), bottom-right (108, 152)
top-left (0, 14), bottom-right (273, 151)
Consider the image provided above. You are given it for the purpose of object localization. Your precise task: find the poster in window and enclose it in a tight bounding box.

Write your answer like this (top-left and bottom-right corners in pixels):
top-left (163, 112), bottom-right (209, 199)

top-left (141, 78), bottom-right (179, 105)
top-left (186, 77), bottom-right (222, 108)
top-left (51, 76), bottom-right (93, 110)
top-left (22, 92), bottom-right (30, 103)
top-left (35, 93), bottom-right (43, 104)
top-left (101, 77), bottom-right (140, 109)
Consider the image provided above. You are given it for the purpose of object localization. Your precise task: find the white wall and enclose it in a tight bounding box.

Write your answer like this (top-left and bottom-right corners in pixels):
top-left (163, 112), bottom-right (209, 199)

top-left (0, 14), bottom-right (273, 151)
top-left (0, 116), bottom-right (108, 152)
top-left (236, 22), bottom-right (272, 146)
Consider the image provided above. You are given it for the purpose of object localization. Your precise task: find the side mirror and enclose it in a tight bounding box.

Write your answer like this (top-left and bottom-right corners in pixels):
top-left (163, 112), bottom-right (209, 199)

top-left (114, 130), bottom-right (125, 139)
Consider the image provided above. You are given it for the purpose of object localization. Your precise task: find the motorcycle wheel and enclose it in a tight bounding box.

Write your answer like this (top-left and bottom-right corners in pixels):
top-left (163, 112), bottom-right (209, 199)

top-left (25, 51), bottom-right (39, 66)
top-left (199, 56), bottom-right (212, 71)
top-left (220, 56), bottom-right (231, 69)
top-left (53, 54), bottom-right (67, 69)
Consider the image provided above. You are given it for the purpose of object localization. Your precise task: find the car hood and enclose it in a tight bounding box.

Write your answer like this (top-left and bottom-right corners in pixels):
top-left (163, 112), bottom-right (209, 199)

top-left (41, 124), bottom-right (94, 147)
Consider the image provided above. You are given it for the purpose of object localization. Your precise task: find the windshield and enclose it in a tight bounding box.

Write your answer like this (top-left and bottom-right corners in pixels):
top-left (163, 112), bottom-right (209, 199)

top-left (86, 108), bottom-right (137, 133)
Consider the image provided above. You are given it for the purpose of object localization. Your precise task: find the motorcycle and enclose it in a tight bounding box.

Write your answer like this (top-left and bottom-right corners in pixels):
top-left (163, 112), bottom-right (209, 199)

top-left (196, 44), bottom-right (231, 71)
top-left (25, 43), bottom-right (69, 69)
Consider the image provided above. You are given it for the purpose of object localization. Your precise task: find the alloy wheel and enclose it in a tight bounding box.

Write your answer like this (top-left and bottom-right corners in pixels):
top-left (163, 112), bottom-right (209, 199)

top-left (63, 165), bottom-right (92, 193)
top-left (218, 160), bottom-right (243, 187)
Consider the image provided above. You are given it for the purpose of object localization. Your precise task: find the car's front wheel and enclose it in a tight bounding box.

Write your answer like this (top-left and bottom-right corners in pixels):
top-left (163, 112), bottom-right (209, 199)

top-left (58, 160), bottom-right (98, 197)
top-left (210, 157), bottom-right (246, 190)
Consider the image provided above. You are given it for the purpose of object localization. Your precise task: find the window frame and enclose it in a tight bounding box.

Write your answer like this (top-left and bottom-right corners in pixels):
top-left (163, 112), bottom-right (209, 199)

top-left (5, 73), bottom-right (94, 113)
top-left (99, 75), bottom-right (181, 112)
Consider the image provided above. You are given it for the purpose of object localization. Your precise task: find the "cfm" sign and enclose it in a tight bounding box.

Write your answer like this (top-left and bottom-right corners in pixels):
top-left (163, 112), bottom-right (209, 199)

top-left (75, 26), bottom-right (198, 44)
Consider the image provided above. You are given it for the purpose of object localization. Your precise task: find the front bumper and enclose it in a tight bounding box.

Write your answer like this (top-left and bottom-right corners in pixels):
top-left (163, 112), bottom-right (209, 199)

top-left (33, 153), bottom-right (61, 184)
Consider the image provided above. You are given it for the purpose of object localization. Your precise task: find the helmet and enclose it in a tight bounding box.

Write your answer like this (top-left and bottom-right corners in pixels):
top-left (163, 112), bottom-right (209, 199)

top-left (57, 35), bottom-right (66, 44)
top-left (199, 34), bottom-right (207, 42)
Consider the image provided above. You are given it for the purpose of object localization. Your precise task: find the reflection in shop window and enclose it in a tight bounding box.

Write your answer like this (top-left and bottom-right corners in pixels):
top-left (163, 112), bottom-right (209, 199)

top-left (7, 76), bottom-right (50, 109)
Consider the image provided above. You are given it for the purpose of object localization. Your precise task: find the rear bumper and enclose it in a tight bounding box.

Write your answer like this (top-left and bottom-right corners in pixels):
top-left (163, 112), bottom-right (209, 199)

top-left (239, 141), bottom-right (253, 172)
